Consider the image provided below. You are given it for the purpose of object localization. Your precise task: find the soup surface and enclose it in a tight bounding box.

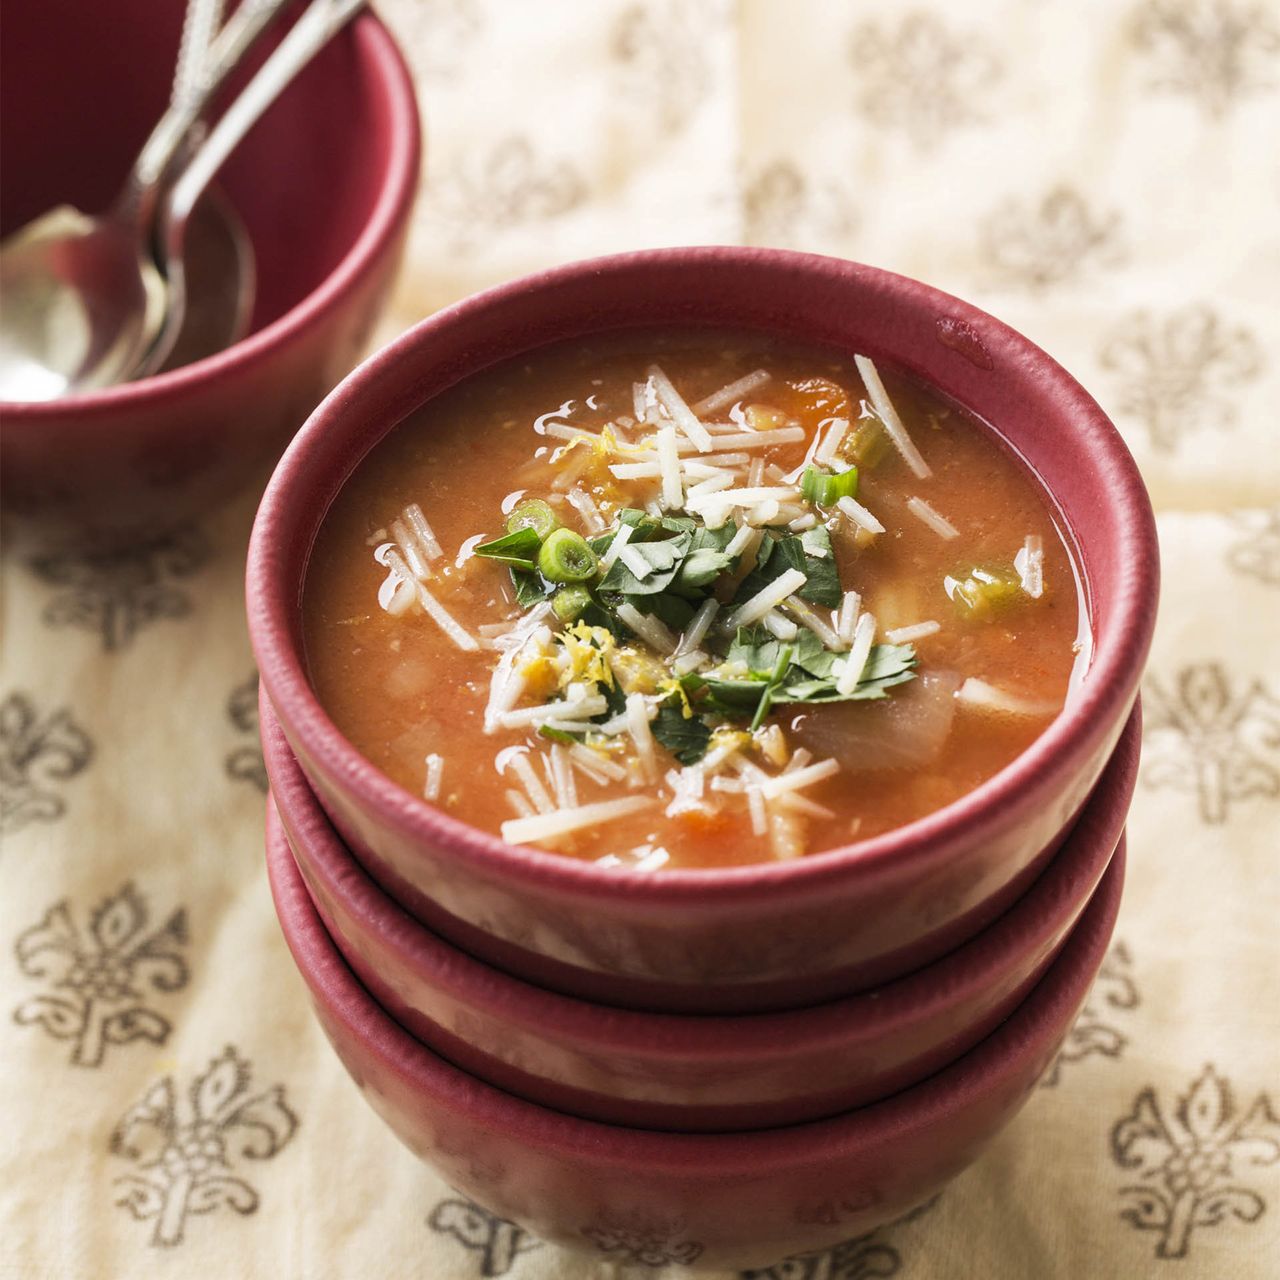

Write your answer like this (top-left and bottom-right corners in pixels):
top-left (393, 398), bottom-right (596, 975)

top-left (305, 331), bottom-right (1084, 869)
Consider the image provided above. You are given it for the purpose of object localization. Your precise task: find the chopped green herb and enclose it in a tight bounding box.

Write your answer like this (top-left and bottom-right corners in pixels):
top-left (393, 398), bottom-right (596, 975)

top-left (651, 702), bottom-right (712, 765)
top-left (538, 529), bottom-right (598, 583)
top-left (510, 566), bottom-right (554, 607)
top-left (475, 526), bottom-right (543, 569)
top-left (597, 532), bottom-right (691, 595)
top-left (506, 499), bottom-right (559, 540)
top-left (537, 725), bottom-right (581, 745)
top-left (750, 643), bottom-right (794, 732)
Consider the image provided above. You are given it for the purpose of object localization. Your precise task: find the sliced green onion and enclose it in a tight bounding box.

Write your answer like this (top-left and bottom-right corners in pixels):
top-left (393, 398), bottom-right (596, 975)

top-left (538, 529), bottom-right (598, 583)
top-left (474, 526), bottom-right (542, 568)
top-left (947, 566), bottom-right (1023, 622)
top-left (552, 584), bottom-right (592, 622)
top-left (800, 465), bottom-right (859, 507)
top-left (507, 499), bottom-right (559, 541)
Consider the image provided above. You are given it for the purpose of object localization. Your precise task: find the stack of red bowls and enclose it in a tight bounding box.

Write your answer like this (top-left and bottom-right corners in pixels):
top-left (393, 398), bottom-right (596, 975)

top-left (248, 249), bottom-right (1158, 1272)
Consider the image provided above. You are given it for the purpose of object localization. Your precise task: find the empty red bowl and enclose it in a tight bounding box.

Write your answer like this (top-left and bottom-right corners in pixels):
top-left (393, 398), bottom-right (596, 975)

top-left (267, 812), bottom-right (1125, 1271)
top-left (0, 0), bottom-right (419, 549)
top-left (248, 248), bottom-right (1157, 1012)
top-left (265, 691), bottom-right (1138, 1130)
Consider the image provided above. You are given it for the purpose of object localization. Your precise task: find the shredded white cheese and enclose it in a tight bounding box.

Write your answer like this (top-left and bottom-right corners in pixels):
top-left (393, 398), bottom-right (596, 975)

top-left (423, 754), bottom-right (444, 802)
top-left (760, 757), bottom-right (840, 799)
top-left (501, 795), bottom-right (655, 845)
top-left (404, 503), bottom-right (444, 560)
top-left (616, 603), bottom-right (678, 654)
top-left (656, 424), bottom-right (684, 509)
top-left (499, 695), bottom-right (609, 729)
top-left (885, 620), bottom-right (941, 644)
top-left (813, 417), bottom-right (849, 467)
top-left (496, 747), bottom-right (555, 814)
top-left (726, 568), bottom-right (808, 630)
top-left (782, 597), bottom-right (844, 650)
top-left (836, 495), bottom-right (886, 536)
top-left (675, 597), bottom-right (720, 656)
top-left (1015, 534), bottom-right (1045, 599)
top-left (597, 523), bottom-right (634, 573)
top-left (567, 486), bottom-right (607, 534)
top-left (907, 496), bottom-right (959, 540)
top-left (691, 369), bottom-right (771, 416)
top-left (854, 354), bottom-right (932, 479)
top-left (762, 609), bottom-right (800, 641)
top-left (625, 692), bottom-right (658, 782)
top-left (837, 591), bottom-right (861, 645)
top-left (835, 611), bottom-right (877, 694)
top-left (648, 365), bottom-right (714, 453)
top-left (956, 678), bottom-right (1060, 717)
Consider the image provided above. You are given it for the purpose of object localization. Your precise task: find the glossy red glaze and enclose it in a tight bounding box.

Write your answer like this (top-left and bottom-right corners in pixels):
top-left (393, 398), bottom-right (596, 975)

top-left (248, 248), bottom-right (1158, 1011)
top-left (264, 692), bottom-right (1138, 1130)
top-left (0, 0), bottom-right (419, 549)
top-left (267, 818), bottom-right (1125, 1271)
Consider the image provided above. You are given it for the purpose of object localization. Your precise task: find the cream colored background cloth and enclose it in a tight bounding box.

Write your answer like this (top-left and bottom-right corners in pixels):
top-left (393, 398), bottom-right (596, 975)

top-left (3, 1), bottom-right (1278, 1276)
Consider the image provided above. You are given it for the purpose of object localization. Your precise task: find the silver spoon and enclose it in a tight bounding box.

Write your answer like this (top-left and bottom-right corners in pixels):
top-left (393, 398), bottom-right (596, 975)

top-left (0, 0), bottom-right (294, 401)
top-left (135, 0), bottom-right (370, 381)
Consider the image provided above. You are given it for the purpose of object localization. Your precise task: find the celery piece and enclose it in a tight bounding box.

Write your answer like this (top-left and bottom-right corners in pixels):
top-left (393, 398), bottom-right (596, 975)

top-left (947, 566), bottom-right (1024, 622)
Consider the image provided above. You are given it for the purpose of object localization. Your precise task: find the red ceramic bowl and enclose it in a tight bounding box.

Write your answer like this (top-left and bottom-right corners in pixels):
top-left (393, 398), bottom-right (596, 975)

top-left (265, 692), bottom-right (1138, 1130)
top-left (248, 248), bottom-right (1157, 1012)
top-left (268, 816), bottom-right (1126, 1271)
top-left (0, 0), bottom-right (419, 549)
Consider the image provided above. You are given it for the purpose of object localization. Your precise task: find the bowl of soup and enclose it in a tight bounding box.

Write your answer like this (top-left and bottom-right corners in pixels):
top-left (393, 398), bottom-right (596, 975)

top-left (0, 0), bottom-right (419, 549)
top-left (267, 814), bottom-right (1125, 1270)
top-left (247, 247), bottom-right (1157, 1011)
top-left (266, 692), bottom-right (1137, 1129)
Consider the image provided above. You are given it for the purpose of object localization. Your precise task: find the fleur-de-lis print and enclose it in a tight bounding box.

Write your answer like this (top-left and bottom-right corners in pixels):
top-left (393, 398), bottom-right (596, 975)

top-left (741, 1233), bottom-right (901, 1279)
top-left (1043, 942), bottom-right (1140, 1087)
top-left (0, 691), bottom-right (93, 835)
top-left (1131, 0), bottom-right (1280, 119)
top-left (1111, 1065), bottom-right (1280, 1258)
top-left (110, 1045), bottom-right (298, 1247)
top-left (1099, 304), bottom-right (1262, 453)
top-left (428, 1197), bottom-right (542, 1277)
top-left (848, 12), bottom-right (1002, 151)
top-left (1227, 508), bottom-right (1280, 587)
top-left (27, 525), bottom-right (210, 652)
top-left (12, 883), bottom-right (188, 1068)
top-left (978, 186), bottom-right (1125, 291)
top-left (1142, 664), bottom-right (1280, 824)
top-left (741, 161), bottom-right (859, 251)
top-left (225, 675), bottom-right (267, 794)
top-left (612, 1), bottom-right (715, 132)
top-left (423, 136), bottom-right (587, 254)
top-left (582, 1213), bottom-right (704, 1267)
top-left (742, 1196), bottom-right (938, 1279)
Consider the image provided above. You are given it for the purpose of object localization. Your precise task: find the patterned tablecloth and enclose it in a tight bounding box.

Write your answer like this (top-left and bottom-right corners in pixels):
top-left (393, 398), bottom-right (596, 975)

top-left (3, 1), bottom-right (1278, 1276)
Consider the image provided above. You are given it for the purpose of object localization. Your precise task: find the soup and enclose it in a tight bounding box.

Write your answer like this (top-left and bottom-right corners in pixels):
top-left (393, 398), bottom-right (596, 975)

top-left (304, 331), bottom-right (1084, 869)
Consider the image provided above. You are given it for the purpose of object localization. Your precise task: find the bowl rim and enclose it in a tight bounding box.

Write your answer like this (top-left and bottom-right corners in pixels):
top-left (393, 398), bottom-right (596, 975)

top-left (265, 689), bottom-right (1139, 1057)
top-left (0, 9), bottom-right (420, 416)
top-left (248, 246), bottom-right (1158, 906)
top-left (267, 816), bottom-right (1125, 1169)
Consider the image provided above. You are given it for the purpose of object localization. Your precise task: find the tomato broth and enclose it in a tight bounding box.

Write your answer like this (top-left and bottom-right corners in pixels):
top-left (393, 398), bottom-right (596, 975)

top-left (304, 331), bottom-right (1084, 869)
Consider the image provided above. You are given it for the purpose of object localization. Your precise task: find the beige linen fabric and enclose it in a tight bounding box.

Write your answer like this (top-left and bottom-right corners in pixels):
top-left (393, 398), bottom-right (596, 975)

top-left (3, 1), bottom-right (1278, 1276)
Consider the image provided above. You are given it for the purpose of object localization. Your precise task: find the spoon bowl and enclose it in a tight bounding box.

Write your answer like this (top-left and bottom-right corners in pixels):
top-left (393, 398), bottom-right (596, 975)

top-left (0, 205), bottom-right (165, 399)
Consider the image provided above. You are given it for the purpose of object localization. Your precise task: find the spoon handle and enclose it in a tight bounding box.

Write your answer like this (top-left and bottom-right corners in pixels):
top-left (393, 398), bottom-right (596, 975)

top-left (128, 0), bottom-right (298, 220)
top-left (163, 0), bottom-right (368, 239)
